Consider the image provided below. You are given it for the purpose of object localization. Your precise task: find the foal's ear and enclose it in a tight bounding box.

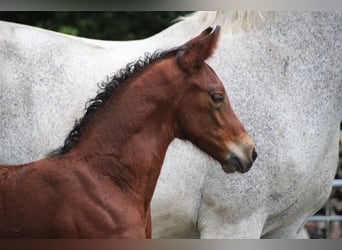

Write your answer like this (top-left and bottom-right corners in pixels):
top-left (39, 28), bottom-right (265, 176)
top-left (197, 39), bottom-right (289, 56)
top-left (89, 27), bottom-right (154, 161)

top-left (176, 25), bottom-right (221, 75)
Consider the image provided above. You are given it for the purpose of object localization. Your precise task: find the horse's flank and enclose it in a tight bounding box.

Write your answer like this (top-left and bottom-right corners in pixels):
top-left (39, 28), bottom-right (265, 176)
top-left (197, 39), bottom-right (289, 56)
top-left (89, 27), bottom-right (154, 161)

top-left (152, 11), bottom-right (342, 238)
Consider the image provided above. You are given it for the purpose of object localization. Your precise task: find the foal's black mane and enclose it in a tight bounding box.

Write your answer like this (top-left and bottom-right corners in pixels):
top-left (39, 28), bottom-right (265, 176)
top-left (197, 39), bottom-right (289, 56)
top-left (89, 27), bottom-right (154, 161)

top-left (49, 47), bottom-right (180, 156)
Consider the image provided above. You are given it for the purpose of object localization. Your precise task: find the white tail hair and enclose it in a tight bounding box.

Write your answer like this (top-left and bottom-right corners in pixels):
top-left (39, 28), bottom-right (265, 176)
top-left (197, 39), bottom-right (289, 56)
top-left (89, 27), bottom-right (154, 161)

top-left (177, 11), bottom-right (277, 34)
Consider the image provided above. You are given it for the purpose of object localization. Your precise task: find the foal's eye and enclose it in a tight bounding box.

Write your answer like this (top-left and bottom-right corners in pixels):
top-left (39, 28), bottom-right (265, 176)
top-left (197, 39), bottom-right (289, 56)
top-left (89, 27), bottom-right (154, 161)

top-left (210, 93), bottom-right (224, 103)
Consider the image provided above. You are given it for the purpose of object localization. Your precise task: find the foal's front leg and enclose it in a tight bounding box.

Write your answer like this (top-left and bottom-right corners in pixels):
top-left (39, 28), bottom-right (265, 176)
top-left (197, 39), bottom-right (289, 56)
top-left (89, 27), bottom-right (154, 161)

top-left (145, 206), bottom-right (152, 239)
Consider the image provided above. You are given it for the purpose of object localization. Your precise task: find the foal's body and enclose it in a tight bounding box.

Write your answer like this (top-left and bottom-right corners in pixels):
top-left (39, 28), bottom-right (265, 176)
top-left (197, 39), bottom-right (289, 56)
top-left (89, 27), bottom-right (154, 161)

top-left (0, 158), bottom-right (146, 238)
top-left (0, 92), bottom-right (169, 238)
top-left (0, 27), bottom-right (256, 238)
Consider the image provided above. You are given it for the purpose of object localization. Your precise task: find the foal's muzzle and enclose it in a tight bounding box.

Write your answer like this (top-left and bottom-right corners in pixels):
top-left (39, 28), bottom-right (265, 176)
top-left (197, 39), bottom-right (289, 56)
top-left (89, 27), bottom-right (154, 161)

top-left (222, 148), bottom-right (257, 173)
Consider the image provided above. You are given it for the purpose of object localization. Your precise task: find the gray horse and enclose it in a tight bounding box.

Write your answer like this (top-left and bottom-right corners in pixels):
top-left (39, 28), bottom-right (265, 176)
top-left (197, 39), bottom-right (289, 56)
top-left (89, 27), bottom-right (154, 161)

top-left (0, 11), bottom-right (341, 238)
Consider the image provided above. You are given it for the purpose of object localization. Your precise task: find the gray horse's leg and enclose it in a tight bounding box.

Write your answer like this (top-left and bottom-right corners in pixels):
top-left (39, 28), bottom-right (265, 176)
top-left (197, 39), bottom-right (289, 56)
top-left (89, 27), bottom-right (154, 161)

top-left (261, 218), bottom-right (309, 239)
top-left (197, 209), bottom-right (267, 239)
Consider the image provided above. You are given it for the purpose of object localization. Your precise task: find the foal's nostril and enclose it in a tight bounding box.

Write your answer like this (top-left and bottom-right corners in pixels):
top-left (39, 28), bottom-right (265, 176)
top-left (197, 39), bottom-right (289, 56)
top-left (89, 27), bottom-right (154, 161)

top-left (252, 149), bottom-right (258, 162)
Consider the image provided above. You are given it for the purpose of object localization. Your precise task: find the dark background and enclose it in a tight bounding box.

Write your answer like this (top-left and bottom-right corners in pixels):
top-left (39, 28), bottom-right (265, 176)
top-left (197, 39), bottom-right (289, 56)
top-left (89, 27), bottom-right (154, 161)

top-left (0, 11), bottom-right (192, 40)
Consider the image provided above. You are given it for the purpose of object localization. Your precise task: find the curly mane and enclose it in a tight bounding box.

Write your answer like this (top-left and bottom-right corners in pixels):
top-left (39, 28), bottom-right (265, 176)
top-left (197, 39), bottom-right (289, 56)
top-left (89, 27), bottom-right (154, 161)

top-left (49, 48), bottom-right (179, 156)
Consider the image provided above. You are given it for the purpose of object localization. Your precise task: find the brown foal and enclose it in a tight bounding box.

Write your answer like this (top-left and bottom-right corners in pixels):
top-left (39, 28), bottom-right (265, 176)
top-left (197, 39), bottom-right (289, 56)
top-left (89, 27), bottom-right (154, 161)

top-left (0, 26), bottom-right (256, 238)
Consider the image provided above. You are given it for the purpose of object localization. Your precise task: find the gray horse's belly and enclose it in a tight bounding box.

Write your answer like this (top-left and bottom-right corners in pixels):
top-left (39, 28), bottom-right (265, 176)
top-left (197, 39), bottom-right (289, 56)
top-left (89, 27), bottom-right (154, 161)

top-left (261, 126), bottom-right (340, 237)
top-left (151, 139), bottom-right (214, 238)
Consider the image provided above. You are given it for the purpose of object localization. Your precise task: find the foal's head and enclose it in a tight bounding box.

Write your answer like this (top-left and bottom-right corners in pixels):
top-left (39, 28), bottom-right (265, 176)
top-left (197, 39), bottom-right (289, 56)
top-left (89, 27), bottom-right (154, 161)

top-left (171, 26), bottom-right (257, 173)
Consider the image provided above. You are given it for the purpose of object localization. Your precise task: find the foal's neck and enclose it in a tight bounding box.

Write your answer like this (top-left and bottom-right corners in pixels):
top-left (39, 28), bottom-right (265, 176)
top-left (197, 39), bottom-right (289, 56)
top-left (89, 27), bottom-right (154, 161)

top-left (69, 61), bottom-right (179, 205)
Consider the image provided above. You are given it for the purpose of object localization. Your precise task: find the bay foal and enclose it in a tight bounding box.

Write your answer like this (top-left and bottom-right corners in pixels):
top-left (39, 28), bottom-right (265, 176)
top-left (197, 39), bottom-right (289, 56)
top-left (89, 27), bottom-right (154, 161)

top-left (0, 26), bottom-right (256, 238)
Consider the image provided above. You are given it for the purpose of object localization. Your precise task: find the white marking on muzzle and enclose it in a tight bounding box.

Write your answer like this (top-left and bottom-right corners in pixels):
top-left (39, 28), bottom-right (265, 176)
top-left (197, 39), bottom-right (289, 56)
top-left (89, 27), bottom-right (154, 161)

top-left (227, 141), bottom-right (248, 162)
